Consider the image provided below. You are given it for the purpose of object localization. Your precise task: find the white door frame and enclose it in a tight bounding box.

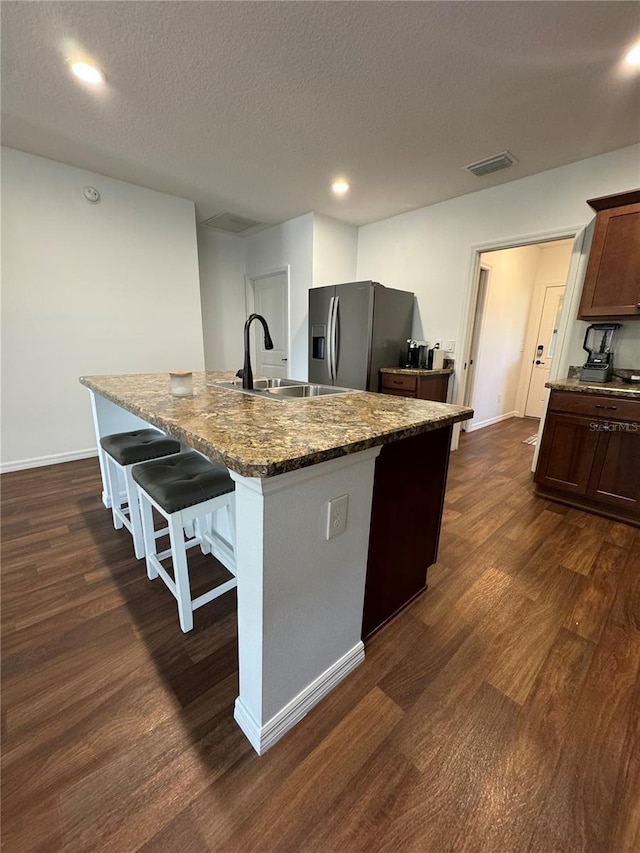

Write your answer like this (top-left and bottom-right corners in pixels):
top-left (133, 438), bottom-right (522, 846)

top-left (244, 266), bottom-right (291, 376)
top-left (454, 225), bottom-right (582, 452)
top-left (462, 264), bottom-right (491, 428)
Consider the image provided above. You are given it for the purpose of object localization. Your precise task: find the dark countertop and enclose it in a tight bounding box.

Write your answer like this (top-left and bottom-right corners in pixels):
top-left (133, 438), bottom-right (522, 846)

top-left (380, 367), bottom-right (453, 376)
top-left (81, 371), bottom-right (473, 478)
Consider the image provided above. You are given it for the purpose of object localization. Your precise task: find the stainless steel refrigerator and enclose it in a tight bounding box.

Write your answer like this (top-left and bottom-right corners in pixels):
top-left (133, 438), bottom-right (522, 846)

top-left (308, 281), bottom-right (414, 391)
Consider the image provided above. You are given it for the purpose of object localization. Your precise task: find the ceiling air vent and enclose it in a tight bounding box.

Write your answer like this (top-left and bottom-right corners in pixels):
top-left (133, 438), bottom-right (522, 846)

top-left (200, 212), bottom-right (262, 233)
top-left (465, 151), bottom-right (518, 178)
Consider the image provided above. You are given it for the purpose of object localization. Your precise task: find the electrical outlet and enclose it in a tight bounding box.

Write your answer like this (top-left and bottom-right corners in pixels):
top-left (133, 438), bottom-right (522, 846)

top-left (497, 392), bottom-right (502, 403)
top-left (447, 340), bottom-right (455, 353)
top-left (326, 494), bottom-right (349, 540)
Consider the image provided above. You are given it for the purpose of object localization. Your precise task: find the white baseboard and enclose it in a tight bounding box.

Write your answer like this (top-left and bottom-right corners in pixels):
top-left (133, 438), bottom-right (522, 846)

top-left (234, 640), bottom-right (365, 755)
top-left (466, 411), bottom-right (520, 432)
top-left (0, 448), bottom-right (98, 474)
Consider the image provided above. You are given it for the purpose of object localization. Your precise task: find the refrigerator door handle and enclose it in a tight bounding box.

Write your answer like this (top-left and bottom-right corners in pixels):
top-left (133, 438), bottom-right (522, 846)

top-left (326, 297), bottom-right (335, 383)
top-left (330, 296), bottom-right (339, 383)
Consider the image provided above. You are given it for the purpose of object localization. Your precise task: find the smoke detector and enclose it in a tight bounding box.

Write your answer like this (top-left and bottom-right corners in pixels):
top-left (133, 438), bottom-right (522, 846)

top-left (200, 212), bottom-right (262, 234)
top-left (465, 151), bottom-right (518, 178)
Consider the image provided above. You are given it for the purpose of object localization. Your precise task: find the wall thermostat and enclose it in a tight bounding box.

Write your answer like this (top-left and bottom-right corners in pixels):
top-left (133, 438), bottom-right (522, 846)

top-left (83, 186), bottom-right (101, 204)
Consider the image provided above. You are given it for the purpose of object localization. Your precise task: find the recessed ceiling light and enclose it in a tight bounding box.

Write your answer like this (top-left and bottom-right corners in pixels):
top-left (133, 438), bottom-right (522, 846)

top-left (331, 180), bottom-right (351, 195)
top-left (68, 60), bottom-right (106, 85)
top-left (625, 44), bottom-right (640, 65)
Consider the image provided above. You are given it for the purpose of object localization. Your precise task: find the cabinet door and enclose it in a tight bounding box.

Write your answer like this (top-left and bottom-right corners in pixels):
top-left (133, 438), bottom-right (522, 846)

top-left (363, 426), bottom-right (452, 640)
top-left (417, 374), bottom-right (449, 402)
top-left (578, 202), bottom-right (640, 319)
top-left (534, 412), bottom-right (600, 495)
top-left (588, 426), bottom-right (640, 515)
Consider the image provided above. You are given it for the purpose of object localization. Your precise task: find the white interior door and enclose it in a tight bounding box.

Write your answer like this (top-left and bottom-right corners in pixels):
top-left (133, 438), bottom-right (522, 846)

top-left (252, 272), bottom-right (289, 378)
top-left (524, 284), bottom-right (565, 418)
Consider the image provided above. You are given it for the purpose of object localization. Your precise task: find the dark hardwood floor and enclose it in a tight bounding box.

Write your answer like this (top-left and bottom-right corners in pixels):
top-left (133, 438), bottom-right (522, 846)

top-left (2, 416), bottom-right (638, 852)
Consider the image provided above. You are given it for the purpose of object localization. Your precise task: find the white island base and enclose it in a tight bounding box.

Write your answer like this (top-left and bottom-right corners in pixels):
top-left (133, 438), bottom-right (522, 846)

top-left (230, 448), bottom-right (380, 754)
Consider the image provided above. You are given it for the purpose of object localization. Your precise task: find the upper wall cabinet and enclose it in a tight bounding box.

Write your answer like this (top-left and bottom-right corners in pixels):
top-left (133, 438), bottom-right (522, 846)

top-left (578, 189), bottom-right (640, 320)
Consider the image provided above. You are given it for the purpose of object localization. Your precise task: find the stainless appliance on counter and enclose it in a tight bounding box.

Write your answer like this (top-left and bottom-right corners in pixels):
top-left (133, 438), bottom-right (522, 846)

top-left (581, 322), bottom-right (622, 382)
top-left (308, 281), bottom-right (414, 390)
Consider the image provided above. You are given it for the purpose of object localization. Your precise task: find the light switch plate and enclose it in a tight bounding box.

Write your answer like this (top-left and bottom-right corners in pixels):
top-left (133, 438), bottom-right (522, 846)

top-left (326, 494), bottom-right (349, 540)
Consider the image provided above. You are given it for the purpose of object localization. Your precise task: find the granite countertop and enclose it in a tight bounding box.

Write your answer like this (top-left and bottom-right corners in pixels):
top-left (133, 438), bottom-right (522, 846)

top-left (81, 371), bottom-right (473, 478)
top-left (547, 366), bottom-right (640, 400)
top-left (380, 367), bottom-right (453, 376)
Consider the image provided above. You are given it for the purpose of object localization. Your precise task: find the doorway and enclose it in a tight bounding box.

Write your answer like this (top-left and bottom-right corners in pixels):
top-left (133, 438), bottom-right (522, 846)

top-left (246, 269), bottom-right (289, 378)
top-left (462, 239), bottom-right (573, 433)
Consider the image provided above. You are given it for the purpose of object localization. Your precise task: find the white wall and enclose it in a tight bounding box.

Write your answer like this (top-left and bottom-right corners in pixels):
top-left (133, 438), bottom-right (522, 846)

top-left (312, 214), bottom-right (358, 287)
top-left (356, 144), bottom-right (640, 406)
top-left (245, 213), bottom-right (314, 380)
top-left (198, 228), bottom-right (247, 371)
top-left (1, 147), bottom-right (204, 470)
top-left (469, 245), bottom-right (539, 429)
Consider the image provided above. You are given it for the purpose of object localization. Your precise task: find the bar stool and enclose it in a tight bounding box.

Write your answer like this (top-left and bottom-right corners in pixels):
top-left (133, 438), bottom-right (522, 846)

top-left (100, 429), bottom-right (181, 559)
top-left (133, 451), bottom-right (237, 632)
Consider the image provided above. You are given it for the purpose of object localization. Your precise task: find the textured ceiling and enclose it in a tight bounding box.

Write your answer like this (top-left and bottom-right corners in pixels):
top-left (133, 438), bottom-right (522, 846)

top-left (2, 1), bottom-right (639, 230)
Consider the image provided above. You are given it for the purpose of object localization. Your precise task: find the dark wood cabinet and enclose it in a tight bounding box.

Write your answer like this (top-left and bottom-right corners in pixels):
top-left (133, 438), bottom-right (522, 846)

top-left (534, 412), bottom-right (600, 495)
top-left (380, 370), bottom-right (451, 402)
top-left (578, 189), bottom-right (640, 320)
top-left (535, 390), bottom-right (640, 525)
top-left (589, 428), bottom-right (640, 515)
top-left (363, 425), bottom-right (452, 639)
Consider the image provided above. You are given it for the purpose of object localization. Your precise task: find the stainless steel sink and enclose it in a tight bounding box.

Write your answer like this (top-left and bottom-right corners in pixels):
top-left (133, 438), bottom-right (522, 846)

top-left (266, 384), bottom-right (352, 398)
top-left (208, 377), bottom-right (305, 391)
top-left (207, 377), bottom-right (359, 401)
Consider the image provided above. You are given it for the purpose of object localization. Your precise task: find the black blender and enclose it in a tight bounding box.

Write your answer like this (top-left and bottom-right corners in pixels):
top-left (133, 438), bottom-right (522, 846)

top-left (581, 323), bottom-right (622, 383)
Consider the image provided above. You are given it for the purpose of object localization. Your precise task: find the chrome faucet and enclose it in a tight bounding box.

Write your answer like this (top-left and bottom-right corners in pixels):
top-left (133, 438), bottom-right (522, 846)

top-left (242, 314), bottom-right (274, 390)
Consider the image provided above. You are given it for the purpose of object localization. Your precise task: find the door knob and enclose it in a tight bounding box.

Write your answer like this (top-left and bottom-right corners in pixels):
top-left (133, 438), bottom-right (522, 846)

top-left (535, 360), bottom-right (545, 365)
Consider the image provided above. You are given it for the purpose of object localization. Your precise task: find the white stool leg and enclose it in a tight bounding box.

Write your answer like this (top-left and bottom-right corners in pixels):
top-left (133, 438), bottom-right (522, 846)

top-left (138, 489), bottom-right (159, 580)
top-left (168, 512), bottom-right (194, 633)
top-left (227, 495), bottom-right (236, 551)
top-left (106, 457), bottom-right (124, 530)
top-left (124, 465), bottom-right (145, 560)
top-left (198, 512), bottom-right (213, 554)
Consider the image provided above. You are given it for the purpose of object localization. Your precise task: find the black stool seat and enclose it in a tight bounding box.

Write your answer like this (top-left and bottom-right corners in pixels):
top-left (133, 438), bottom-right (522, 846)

top-left (132, 451), bottom-right (234, 514)
top-left (100, 429), bottom-right (180, 466)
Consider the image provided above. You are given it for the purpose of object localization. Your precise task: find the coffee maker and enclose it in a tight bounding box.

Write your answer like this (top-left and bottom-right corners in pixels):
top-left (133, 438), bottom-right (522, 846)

top-left (581, 323), bottom-right (622, 383)
top-left (405, 339), bottom-right (419, 368)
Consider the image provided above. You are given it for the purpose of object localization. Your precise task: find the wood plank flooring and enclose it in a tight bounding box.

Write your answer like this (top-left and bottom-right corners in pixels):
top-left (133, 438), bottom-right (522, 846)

top-left (2, 416), bottom-right (638, 852)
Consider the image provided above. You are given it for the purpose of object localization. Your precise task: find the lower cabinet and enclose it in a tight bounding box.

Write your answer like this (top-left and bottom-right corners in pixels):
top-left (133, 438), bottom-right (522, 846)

top-left (535, 391), bottom-right (640, 524)
top-left (380, 371), bottom-right (450, 402)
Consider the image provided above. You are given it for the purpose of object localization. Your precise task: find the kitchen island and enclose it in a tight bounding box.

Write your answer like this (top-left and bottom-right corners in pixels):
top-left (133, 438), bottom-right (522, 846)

top-left (81, 371), bottom-right (472, 753)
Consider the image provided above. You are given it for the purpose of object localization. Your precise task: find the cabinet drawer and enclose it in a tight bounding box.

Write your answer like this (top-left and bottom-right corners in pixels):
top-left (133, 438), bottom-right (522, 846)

top-left (381, 373), bottom-right (417, 393)
top-left (383, 388), bottom-right (416, 398)
top-left (549, 391), bottom-right (640, 423)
